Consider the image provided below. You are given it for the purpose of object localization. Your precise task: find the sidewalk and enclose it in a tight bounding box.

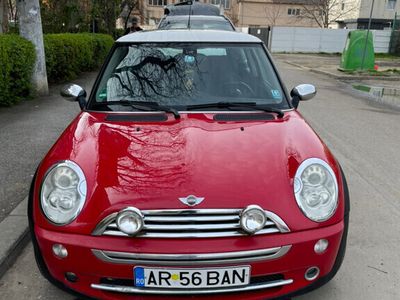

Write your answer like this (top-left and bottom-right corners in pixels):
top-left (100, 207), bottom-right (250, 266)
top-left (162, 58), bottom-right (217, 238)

top-left (273, 53), bottom-right (400, 108)
top-left (0, 72), bottom-right (97, 278)
top-left (273, 53), bottom-right (400, 81)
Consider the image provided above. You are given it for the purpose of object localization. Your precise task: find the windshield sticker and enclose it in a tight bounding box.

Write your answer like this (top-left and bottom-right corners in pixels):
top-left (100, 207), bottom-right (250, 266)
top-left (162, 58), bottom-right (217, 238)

top-left (184, 55), bottom-right (195, 64)
top-left (271, 90), bottom-right (282, 100)
top-left (198, 48), bottom-right (227, 56)
top-left (98, 88), bottom-right (107, 101)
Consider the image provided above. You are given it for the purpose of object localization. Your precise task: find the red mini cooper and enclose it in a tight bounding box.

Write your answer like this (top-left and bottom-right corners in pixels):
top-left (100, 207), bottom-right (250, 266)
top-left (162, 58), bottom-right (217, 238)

top-left (29, 30), bottom-right (349, 300)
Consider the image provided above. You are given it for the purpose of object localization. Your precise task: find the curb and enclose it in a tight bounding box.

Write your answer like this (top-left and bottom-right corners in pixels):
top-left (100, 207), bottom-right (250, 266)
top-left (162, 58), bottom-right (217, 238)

top-left (353, 84), bottom-right (400, 108)
top-left (284, 61), bottom-right (400, 81)
top-left (0, 197), bottom-right (30, 279)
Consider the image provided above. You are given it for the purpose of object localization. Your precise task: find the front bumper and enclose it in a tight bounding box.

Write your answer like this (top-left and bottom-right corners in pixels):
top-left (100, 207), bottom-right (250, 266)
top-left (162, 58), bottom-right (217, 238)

top-left (32, 218), bottom-right (346, 300)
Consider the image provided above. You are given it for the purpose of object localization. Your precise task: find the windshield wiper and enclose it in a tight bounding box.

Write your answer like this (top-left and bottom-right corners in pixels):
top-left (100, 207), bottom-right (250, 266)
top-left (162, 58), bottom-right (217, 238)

top-left (186, 102), bottom-right (284, 118)
top-left (92, 100), bottom-right (180, 119)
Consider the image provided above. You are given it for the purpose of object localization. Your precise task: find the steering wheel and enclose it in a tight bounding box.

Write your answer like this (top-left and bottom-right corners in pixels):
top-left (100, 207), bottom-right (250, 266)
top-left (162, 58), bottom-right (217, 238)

top-left (221, 81), bottom-right (256, 97)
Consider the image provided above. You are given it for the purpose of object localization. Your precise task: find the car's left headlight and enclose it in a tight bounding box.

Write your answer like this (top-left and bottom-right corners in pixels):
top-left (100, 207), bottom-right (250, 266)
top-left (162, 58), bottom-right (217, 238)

top-left (40, 161), bottom-right (87, 225)
top-left (294, 158), bottom-right (338, 222)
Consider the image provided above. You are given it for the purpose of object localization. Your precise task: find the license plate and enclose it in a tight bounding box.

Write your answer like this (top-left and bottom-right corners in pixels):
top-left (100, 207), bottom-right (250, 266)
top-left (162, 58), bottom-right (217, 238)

top-left (134, 266), bottom-right (250, 289)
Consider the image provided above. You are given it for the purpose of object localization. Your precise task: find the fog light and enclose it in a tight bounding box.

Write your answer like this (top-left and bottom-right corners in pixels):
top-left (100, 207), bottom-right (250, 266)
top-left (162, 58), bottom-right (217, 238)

top-left (240, 205), bottom-right (266, 234)
top-left (52, 244), bottom-right (68, 258)
top-left (314, 239), bottom-right (329, 254)
top-left (116, 207), bottom-right (144, 236)
top-left (305, 266), bottom-right (320, 281)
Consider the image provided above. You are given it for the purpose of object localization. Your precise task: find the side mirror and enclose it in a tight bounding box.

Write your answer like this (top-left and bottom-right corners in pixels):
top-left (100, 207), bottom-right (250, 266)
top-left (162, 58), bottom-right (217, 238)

top-left (60, 84), bottom-right (87, 110)
top-left (290, 84), bottom-right (316, 109)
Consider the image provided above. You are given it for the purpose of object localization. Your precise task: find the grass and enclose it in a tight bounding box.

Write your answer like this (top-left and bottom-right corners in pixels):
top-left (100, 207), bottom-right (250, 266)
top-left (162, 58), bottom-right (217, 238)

top-left (353, 85), bottom-right (371, 92)
top-left (273, 51), bottom-right (341, 56)
top-left (274, 52), bottom-right (400, 59)
top-left (383, 68), bottom-right (400, 74)
top-left (375, 53), bottom-right (400, 59)
top-left (340, 68), bottom-right (400, 76)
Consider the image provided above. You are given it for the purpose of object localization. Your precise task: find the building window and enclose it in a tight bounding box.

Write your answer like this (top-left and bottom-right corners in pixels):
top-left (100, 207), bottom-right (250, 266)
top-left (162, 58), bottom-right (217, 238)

top-left (148, 0), bottom-right (167, 6)
top-left (149, 18), bottom-right (161, 26)
top-left (342, 3), bottom-right (345, 10)
top-left (210, 0), bottom-right (231, 10)
top-left (288, 8), bottom-right (300, 16)
top-left (387, 0), bottom-right (397, 10)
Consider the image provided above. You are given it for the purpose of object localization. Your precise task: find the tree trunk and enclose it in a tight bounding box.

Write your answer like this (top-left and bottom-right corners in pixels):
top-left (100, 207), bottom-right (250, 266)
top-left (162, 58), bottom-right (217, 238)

top-left (0, 1), bottom-right (3, 34)
top-left (124, 6), bottom-right (134, 29)
top-left (0, 0), bottom-right (9, 33)
top-left (324, 9), bottom-right (329, 28)
top-left (17, 0), bottom-right (48, 95)
top-left (9, 0), bottom-right (17, 24)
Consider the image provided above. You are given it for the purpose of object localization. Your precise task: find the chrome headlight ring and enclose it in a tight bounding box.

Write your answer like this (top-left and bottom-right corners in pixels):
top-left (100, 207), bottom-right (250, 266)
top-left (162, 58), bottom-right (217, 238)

top-left (116, 207), bottom-right (144, 236)
top-left (240, 205), bottom-right (267, 234)
top-left (294, 158), bottom-right (338, 222)
top-left (40, 160), bottom-right (87, 225)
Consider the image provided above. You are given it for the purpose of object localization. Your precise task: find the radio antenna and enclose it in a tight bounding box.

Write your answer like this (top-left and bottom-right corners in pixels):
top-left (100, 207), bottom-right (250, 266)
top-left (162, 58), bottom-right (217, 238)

top-left (188, 1), bottom-right (193, 29)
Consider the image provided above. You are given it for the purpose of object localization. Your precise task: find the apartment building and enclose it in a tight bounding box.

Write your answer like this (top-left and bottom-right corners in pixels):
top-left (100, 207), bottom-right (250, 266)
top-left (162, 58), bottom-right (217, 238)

top-left (338, 0), bottom-right (400, 29)
top-left (123, 0), bottom-right (400, 30)
top-left (231, 0), bottom-right (319, 28)
top-left (131, 0), bottom-right (320, 28)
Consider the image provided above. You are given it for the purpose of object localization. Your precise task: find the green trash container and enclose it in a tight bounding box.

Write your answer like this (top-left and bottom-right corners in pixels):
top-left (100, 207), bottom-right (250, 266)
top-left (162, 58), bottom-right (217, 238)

top-left (340, 30), bottom-right (375, 71)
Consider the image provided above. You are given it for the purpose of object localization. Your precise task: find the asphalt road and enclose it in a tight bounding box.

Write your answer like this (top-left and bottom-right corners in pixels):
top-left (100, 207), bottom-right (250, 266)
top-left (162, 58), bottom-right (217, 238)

top-left (1, 60), bottom-right (399, 299)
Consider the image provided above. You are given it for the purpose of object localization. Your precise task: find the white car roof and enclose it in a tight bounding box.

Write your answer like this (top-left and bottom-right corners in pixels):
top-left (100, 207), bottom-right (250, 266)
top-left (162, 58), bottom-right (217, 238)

top-left (163, 15), bottom-right (228, 20)
top-left (117, 30), bottom-right (261, 43)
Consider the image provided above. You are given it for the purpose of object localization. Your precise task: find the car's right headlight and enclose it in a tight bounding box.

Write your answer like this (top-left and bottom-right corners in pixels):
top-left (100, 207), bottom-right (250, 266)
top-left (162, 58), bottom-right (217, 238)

top-left (40, 161), bottom-right (87, 225)
top-left (294, 158), bottom-right (338, 222)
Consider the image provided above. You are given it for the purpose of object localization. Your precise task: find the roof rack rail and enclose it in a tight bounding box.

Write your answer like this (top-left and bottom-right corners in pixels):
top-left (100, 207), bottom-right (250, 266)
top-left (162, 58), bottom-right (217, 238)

top-left (164, 2), bottom-right (221, 16)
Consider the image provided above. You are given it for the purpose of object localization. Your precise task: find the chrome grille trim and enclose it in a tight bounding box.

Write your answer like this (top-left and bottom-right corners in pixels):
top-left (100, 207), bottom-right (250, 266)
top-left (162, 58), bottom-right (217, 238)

top-left (107, 222), bottom-right (246, 231)
top-left (101, 228), bottom-right (281, 238)
top-left (92, 245), bottom-right (291, 266)
top-left (92, 209), bottom-right (290, 238)
top-left (91, 279), bottom-right (294, 295)
top-left (144, 215), bottom-right (240, 222)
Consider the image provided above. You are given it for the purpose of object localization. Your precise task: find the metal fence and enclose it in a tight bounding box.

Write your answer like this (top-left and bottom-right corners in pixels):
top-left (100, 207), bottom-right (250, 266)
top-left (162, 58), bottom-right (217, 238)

top-left (389, 30), bottom-right (400, 55)
top-left (389, 13), bottom-right (400, 55)
top-left (269, 27), bottom-right (392, 54)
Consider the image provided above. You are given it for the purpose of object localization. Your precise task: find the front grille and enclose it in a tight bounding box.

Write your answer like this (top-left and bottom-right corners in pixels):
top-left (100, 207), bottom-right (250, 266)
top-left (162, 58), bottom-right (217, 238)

top-left (92, 209), bottom-right (290, 238)
top-left (92, 245), bottom-right (292, 266)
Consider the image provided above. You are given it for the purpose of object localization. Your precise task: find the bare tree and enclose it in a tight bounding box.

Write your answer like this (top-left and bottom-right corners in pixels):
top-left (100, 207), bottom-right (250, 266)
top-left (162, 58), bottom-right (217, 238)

top-left (97, 0), bottom-right (118, 35)
top-left (265, 4), bottom-right (282, 26)
top-left (0, 0), bottom-right (8, 33)
top-left (299, 0), bottom-right (359, 28)
top-left (8, 0), bottom-right (17, 24)
top-left (120, 0), bottom-right (139, 29)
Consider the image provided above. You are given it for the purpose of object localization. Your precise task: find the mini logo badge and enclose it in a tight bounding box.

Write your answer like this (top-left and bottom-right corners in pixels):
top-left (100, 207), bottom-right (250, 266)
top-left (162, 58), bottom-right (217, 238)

top-left (179, 195), bottom-right (205, 207)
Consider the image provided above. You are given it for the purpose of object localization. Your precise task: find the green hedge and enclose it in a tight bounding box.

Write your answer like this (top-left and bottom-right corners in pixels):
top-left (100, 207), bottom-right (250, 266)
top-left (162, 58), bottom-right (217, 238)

top-left (0, 35), bottom-right (36, 106)
top-left (44, 33), bottom-right (114, 82)
top-left (0, 33), bottom-right (113, 106)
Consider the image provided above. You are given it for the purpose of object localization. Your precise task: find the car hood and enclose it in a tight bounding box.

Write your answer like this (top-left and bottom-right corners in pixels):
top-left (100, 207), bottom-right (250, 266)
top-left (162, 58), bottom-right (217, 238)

top-left (36, 111), bottom-right (344, 232)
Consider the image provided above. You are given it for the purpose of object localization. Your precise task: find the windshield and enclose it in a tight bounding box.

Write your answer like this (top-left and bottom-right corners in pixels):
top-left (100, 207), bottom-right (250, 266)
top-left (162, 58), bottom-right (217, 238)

top-left (158, 18), bottom-right (234, 31)
top-left (90, 43), bottom-right (289, 111)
